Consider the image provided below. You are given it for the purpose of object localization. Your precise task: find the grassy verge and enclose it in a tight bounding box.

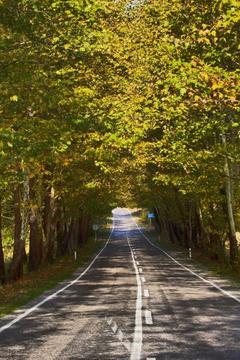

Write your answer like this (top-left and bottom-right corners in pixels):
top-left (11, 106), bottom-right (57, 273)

top-left (0, 239), bottom-right (104, 319)
top-left (189, 249), bottom-right (240, 285)
top-left (138, 217), bottom-right (240, 286)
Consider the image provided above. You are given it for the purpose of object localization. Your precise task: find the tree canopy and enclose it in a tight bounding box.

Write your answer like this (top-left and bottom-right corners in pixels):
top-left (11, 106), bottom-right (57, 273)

top-left (0, 0), bottom-right (239, 283)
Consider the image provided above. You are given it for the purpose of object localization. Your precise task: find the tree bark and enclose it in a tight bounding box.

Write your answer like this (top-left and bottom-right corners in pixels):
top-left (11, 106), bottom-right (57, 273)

top-left (78, 213), bottom-right (90, 245)
top-left (222, 134), bottom-right (239, 265)
top-left (9, 174), bottom-right (29, 281)
top-left (56, 221), bottom-right (68, 257)
top-left (0, 201), bottom-right (5, 284)
top-left (68, 219), bottom-right (79, 254)
top-left (29, 179), bottom-right (43, 271)
top-left (43, 186), bottom-right (57, 262)
top-left (188, 200), bottom-right (193, 249)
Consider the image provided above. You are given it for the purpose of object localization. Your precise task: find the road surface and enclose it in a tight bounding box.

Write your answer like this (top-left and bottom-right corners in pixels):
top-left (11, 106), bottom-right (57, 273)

top-left (0, 209), bottom-right (240, 359)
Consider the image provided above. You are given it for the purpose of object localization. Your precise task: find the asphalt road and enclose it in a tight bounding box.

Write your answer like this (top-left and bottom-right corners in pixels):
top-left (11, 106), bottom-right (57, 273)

top-left (0, 209), bottom-right (240, 359)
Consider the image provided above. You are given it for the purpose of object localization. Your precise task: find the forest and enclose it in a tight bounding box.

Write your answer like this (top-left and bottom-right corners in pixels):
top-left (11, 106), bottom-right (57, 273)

top-left (0, 0), bottom-right (239, 286)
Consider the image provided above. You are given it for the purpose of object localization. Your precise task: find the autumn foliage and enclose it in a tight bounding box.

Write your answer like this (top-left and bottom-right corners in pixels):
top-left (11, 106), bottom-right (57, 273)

top-left (0, 0), bottom-right (239, 284)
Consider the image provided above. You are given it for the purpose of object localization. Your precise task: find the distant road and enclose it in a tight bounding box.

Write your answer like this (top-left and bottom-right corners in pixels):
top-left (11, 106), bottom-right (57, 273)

top-left (0, 209), bottom-right (240, 359)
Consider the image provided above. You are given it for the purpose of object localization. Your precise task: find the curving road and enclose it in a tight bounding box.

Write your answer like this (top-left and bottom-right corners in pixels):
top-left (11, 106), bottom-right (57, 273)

top-left (0, 209), bottom-right (240, 359)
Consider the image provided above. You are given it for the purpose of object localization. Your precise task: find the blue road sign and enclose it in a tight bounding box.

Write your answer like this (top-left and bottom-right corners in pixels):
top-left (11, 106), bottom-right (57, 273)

top-left (148, 213), bottom-right (155, 219)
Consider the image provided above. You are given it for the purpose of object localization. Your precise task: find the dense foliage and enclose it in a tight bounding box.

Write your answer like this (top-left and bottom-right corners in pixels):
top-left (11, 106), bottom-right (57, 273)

top-left (122, 0), bottom-right (240, 268)
top-left (0, 0), bottom-right (239, 284)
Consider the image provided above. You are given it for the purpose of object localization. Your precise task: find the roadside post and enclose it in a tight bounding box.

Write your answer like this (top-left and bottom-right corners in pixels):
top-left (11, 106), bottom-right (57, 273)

top-left (147, 213), bottom-right (155, 228)
top-left (92, 224), bottom-right (99, 242)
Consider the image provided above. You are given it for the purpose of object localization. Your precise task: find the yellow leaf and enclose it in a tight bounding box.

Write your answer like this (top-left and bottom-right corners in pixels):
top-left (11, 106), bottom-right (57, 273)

top-left (212, 83), bottom-right (218, 90)
top-left (10, 95), bottom-right (18, 102)
top-left (200, 72), bottom-right (209, 81)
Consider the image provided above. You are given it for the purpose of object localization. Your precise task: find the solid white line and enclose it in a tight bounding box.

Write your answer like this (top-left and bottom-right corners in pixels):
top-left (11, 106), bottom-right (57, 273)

top-left (134, 219), bottom-right (240, 304)
top-left (0, 223), bottom-right (115, 334)
top-left (147, 358), bottom-right (156, 360)
top-left (127, 237), bottom-right (142, 360)
top-left (141, 276), bottom-right (146, 283)
top-left (145, 310), bottom-right (153, 325)
top-left (144, 289), bottom-right (149, 298)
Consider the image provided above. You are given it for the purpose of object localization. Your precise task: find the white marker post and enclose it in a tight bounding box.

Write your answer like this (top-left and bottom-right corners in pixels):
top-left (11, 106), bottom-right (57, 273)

top-left (92, 224), bottom-right (99, 242)
top-left (189, 248), bottom-right (192, 259)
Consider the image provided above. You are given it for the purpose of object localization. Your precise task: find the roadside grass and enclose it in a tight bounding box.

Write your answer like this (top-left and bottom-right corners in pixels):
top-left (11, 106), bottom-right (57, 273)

top-left (156, 229), bottom-right (240, 283)
top-left (137, 216), bottom-right (240, 286)
top-left (0, 238), bottom-right (104, 319)
top-left (189, 249), bottom-right (240, 285)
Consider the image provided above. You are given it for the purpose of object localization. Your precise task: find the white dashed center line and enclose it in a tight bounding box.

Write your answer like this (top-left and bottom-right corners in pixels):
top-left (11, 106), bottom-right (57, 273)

top-left (141, 276), bottom-right (146, 283)
top-left (111, 321), bottom-right (118, 333)
top-left (127, 237), bottom-right (142, 360)
top-left (145, 310), bottom-right (153, 325)
top-left (139, 268), bottom-right (143, 273)
top-left (144, 289), bottom-right (149, 298)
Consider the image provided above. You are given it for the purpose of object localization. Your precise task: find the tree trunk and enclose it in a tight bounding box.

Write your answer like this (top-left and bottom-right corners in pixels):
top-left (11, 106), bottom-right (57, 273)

top-left (222, 134), bottom-right (239, 265)
top-left (195, 202), bottom-right (206, 250)
top-left (78, 213), bottom-right (90, 245)
top-left (0, 201), bottom-right (5, 284)
top-left (166, 220), bottom-right (178, 244)
top-left (29, 179), bottom-right (43, 271)
top-left (43, 186), bottom-right (57, 262)
top-left (56, 221), bottom-right (68, 257)
top-left (154, 206), bottom-right (162, 232)
top-left (188, 200), bottom-right (193, 249)
top-left (9, 174), bottom-right (29, 281)
top-left (68, 219), bottom-right (79, 254)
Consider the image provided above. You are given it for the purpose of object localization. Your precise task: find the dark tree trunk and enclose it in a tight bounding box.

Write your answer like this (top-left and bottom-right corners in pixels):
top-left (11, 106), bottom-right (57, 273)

top-left (172, 223), bottom-right (184, 244)
top-left (166, 220), bottom-right (178, 244)
top-left (188, 200), bottom-right (193, 249)
top-left (68, 219), bottom-right (79, 254)
top-left (43, 186), bottom-right (57, 262)
top-left (229, 232), bottom-right (239, 266)
top-left (154, 207), bottom-right (162, 232)
top-left (56, 221), bottom-right (64, 257)
top-left (9, 187), bottom-right (24, 281)
top-left (0, 201), bottom-right (5, 284)
top-left (28, 179), bottom-right (43, 271)
top-left (222, 134), bottom-right (238, 265)
top-left (78, 213), bottom-right (90, 245)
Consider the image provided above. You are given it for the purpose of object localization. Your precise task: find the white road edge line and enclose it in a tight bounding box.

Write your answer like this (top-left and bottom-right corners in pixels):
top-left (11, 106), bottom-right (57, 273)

top-left (132, 216), bottom-right (240, 305)
top-left (0, 223), bottom-right (115, 334)
top-left (145, 310), bottom-right (153, 325)
top-left (127, 236), bottom-right (143, 360)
